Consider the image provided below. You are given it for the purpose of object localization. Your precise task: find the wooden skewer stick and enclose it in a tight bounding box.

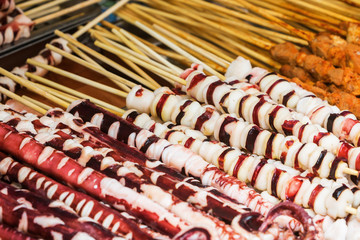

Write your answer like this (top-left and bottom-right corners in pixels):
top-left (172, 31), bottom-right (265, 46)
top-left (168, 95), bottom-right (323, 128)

top-left (25, 0), bottom-right (69, 16)
top-left (46, 43), bottom-right (135, 93)
top-left (95, 40), bottom-right (186, 86)
top-left (133, 21), bottom-right (225, 80)
top-left (123, 5), bottom-right (234, 63)
top-left (91, 34), bottom-right (178, 76)
top-left (55, 30), bottom-right (157, 91)
top-left (91, 31), bottom-right (160, 90)
top-left (67, 44), bottom-right (102, 68)
top-left (118, 29), bottom-right (183, 74)
top-left (33, 0), bottom-right (101, 25)
top-left (26, 72), bottom-right (125, 115)
top-left (72, 0), bottom-right (129, 38)
top-left (111, 28), bottom-right (147, 57)
top-left (27, 59), bottom-right (128, 98)
top-left (0, 67), bottom-right (68, 109)
top-left (344, 167), bottom-right (360, 177)
top-left (18, 0), bottom-right (50, 10)
top-left (34, 83), bottom-right (78, 102)
top-left (230, 0), bottom-right (315, 42)
top-left (22, 95), bottom-right (51, 111)
top-left (247, 0), bottom-right (346, 36)
top-left (0, 87), bottom-right (47, 115)
top-left (340, 0), bottom-right (360, 8)
top-left (101, 21), bottom-right (189, 63)
top-left (28, 6), bottom-right (60, 20)
top-left (288, 0), bottom-right (359, 23)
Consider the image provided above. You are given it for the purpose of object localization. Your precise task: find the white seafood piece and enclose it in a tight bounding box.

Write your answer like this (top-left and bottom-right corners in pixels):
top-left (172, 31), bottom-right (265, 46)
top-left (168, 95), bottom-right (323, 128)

top-left (171, 100), bottom-right (202, 127)
top-left (247, 67), bottom-right (268, 85)
top-left (224, 89), bottom-right (246, 114)
top-left (346, 216), bottom-right (360, 240)
top-left (191, 105), bottom-right (220, 136)
top-left (150, 93), bottom-right (178, 122)
top-left (225, 56), bottom-right (252, 80)
top-left (126, 85), bottom-right (154, 114)
top-left (229, 120), bottom-right (247, 149)
top-left (326, 185), bottom-right (354, 218)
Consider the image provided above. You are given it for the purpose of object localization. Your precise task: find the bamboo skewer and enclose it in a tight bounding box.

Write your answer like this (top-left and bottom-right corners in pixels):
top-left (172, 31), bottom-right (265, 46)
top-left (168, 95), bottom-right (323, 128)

top-left (247, 0), bottom-right (346, 35)
top-left (35, 83), bottom-right (78, 103)
top-left (89, 35), bottom-right (177, 76)
top-left (28, 6), bottom-right (60, 20)
top-left (153, 25), bottom-right (230, 68)
top-left (55, 30), bottom-right (156, 91)
top-left (92, 31), bottom-right (160, 90)
top-left (26, 72), bottom-right (125, 114)
top-left (72, 0), bottom-right (130, 38)
top-left (0, 68), bottom-right (69, 109)
top-left (101, 21), bottom-right (189, 63)
top-left (46, 43), bottom-right (134, 93)
top-left (33, 0), bottom-right (101, 25)
top-left (22, 95), bottom-right (51, 111)
top-left (24, 0), bottom-right (69, 16)
top-left (67, 44), bottom-right (102, 68)
top-left (18, 0), bottom-right (50, 10)
top-left (288, 0), bottom-right (359, 23)
top-left (133, 0), bottom-right (275, 50)
top-left (133, 21), bottom-right (225, 80)
top-left (118, 29), bottom-right (183, 74)
top-left (27, 59), bottom-right (129, 98)
top-left (0, 87), bottom-right (47, 115)
top-left (95, 40), bottom-right (186, 86)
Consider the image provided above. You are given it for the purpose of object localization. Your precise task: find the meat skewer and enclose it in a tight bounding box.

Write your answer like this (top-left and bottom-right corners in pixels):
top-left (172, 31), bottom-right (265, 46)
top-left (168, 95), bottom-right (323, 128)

top-left (0, 151), bottom-right (155, 240)
top-left (0, 121), bottom-right (194, 237)
top-left (0, 179), bottom-right (121, 239)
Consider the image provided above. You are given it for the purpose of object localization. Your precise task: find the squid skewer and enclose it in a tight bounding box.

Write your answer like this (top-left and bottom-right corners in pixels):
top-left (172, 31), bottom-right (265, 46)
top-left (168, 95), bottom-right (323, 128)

top-left (176, 63), bottom-right (360, 177)
top-left (54, 101), bottom-right (274, 216)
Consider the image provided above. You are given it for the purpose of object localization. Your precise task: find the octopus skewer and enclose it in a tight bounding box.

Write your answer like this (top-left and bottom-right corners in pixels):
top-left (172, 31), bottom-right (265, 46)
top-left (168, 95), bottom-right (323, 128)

top-left (0, 180), bottom-right (121, 239)
top-left (0, 121), bottom-right (195, 237)
top-left (0, 105), bottom-right (259, 221)
top-left (0, 109), bottom-right (245, 239)
top-left (123, 108), bottom-right (358, 219)
top-left (59, 99), bottom-right (324, 238)
top-left (125, 84), bottom-right (358, 181)
top-left (0, 151), bottom-right (155, 240)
